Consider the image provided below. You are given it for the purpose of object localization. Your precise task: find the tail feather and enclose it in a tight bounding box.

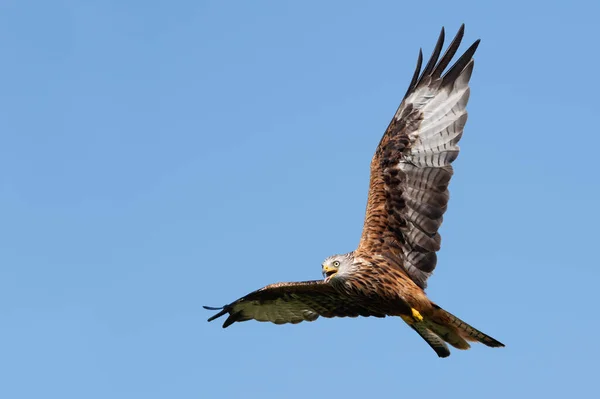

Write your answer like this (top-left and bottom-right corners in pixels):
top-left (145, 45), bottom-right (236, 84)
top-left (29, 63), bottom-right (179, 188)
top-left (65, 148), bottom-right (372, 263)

top-left (404, 304), bottom-right (504, 357)
top-left (410, 323), bottom-right (451, 358)
top-left (424, 320), bottom-right (471, 350)
top-left (434, 305), bottom-right (505, 348)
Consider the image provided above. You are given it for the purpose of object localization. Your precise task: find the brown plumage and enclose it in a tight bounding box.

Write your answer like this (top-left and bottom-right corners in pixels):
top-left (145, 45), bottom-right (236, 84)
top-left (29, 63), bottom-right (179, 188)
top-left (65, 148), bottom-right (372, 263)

top-left (205, 25), bottom-right (504, 358)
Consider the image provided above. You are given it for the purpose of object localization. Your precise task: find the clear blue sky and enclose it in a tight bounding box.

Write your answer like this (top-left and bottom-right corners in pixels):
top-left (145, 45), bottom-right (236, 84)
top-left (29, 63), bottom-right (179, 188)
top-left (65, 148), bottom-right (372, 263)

top-left (2, 1), bottom-right (599, 398)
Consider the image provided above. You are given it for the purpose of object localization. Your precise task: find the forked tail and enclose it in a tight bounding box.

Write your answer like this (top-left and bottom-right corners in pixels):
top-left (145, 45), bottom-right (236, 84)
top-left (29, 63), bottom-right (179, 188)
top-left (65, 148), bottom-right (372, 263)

top-left (406, 304), bottom-right (504, 357)
top-left (430, 304), bottom-right (505, 348)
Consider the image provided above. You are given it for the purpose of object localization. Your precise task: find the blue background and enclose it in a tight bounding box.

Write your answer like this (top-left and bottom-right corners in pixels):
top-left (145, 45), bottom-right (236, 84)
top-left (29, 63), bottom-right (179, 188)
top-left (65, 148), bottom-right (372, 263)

top-left (2, 1), bottom-right (598, 398)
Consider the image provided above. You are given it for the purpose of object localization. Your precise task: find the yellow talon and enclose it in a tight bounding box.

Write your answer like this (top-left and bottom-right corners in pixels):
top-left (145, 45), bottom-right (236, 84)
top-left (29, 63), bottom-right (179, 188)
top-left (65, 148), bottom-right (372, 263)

top-left (411, 308), bottom-right (423, 322)
top-left (400, 308), bottom-right (424, 325)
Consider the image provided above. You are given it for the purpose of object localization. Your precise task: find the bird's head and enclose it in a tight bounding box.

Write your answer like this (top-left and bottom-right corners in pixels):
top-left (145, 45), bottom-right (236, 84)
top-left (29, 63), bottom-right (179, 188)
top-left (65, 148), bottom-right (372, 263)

top-left (322, 252), bottom-right (354, 281)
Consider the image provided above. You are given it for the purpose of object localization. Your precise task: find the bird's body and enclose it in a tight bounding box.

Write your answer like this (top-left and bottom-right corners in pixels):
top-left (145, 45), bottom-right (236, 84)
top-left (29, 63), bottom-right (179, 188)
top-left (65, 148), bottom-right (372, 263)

top-left (205, 25), bottom-right (504, 358)
top-left (326, 252), bottom-right (417, 318)
top-left (322, 251), bottom-right (503, 357)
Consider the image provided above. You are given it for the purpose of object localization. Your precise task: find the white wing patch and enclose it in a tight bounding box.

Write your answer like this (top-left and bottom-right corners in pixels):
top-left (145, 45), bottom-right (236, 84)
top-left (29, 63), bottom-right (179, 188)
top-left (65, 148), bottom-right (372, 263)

top-left (403, 62), bottom-right (473, 169)
top-left (397, 60), bottom-right (475, 287)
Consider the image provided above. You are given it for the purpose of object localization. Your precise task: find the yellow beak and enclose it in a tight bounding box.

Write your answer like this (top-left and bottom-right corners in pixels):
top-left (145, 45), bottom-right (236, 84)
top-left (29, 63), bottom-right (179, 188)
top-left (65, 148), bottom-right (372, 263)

top-left (322, 265), bottom-right (337, 278)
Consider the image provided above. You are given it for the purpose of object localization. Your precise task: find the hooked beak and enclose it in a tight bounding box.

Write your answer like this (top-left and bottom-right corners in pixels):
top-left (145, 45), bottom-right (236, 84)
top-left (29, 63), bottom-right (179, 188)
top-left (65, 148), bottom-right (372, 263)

top-left (322, 265), bottom-right (337, 279)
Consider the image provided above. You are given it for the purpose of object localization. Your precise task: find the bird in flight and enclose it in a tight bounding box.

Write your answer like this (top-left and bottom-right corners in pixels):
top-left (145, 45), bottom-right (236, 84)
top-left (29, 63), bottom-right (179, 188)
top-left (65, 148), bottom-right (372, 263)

top-left (204, 25), bottom-right (504, 358)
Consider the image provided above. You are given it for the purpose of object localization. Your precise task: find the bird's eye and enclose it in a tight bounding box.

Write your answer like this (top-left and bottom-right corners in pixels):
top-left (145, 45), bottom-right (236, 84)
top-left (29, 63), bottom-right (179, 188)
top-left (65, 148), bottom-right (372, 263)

top-left (333, 261), bottom-right (340, 267)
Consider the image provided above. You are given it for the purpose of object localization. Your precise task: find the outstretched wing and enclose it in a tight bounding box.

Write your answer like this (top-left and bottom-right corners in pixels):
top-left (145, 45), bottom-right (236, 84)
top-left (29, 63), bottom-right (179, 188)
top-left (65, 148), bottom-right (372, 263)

top-left (204, 280), bottom-right (386, 328)
top-left (356, 25), bottom-right (480, 289)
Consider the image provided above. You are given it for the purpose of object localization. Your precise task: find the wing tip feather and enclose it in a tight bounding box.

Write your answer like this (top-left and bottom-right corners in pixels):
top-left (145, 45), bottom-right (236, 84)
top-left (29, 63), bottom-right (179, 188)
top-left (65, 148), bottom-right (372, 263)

top-left (204, 305), bottom-right (230, 323)
top-left (222, 313), bottom-right (239, 328)
top-left (442, 38), bottom-right (480, 87)
top-left (403, 25), bottom-right (480, 101)
top-left (419, 26), bottom-right (446, 81)
top-left (404, 48), bottom-right (424, 98)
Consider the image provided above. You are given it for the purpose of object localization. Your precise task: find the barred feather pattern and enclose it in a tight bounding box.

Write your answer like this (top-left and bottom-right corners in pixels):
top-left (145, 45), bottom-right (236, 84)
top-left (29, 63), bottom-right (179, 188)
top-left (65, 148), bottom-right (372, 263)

top-left (357, 25), bottom-right (480, 289)
top-left (433, 305), bottom-right (505, 348)
top-left (203, 280), bottom-right (386, 328)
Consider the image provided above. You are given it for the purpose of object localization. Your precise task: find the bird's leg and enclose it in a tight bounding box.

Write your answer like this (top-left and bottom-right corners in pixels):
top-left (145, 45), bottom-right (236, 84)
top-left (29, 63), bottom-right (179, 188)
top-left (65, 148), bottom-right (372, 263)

top-left (400, 308), bottom-right (424, 324)
top-left (411, 308), bottom-right (424, 322)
